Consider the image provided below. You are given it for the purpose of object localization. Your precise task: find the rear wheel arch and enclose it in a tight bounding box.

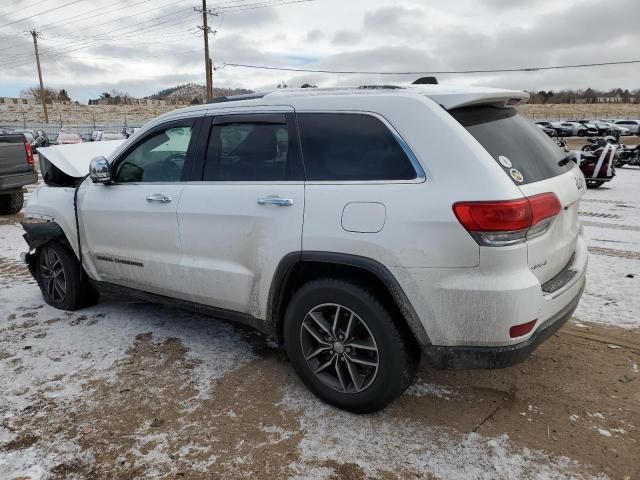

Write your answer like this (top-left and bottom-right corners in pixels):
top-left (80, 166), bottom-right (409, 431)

top-left (267, 251), bottom-right (430, 348)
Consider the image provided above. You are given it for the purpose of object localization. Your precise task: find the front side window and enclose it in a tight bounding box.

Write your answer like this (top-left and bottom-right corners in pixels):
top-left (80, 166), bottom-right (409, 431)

top-left (203, 118), bottom-right (297, 181)
top-left (297, 113), bottom-right (417, 181)
top-left (114, 125), bottom-right (193, 183)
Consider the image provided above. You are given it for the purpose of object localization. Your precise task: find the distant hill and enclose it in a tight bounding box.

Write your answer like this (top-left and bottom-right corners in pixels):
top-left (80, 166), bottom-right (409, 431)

top-left (148, 83), bottom-right (253, 103)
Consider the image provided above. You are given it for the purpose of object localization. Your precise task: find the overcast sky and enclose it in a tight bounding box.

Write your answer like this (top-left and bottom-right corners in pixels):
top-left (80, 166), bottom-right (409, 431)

top-left (0, 0), bottom-right (639, 103)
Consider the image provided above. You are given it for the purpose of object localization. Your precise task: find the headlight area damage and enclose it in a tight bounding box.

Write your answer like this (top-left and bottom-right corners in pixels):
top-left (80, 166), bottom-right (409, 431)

top-left (22, 141), bottom-right (126, 273)
top-left (36, 140), bottom-right (125, 187)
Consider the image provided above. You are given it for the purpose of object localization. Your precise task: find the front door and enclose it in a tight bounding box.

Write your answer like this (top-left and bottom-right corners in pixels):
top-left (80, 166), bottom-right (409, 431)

top-left (79, 117), bottom-right (201, 297)
top-left (176, 108), bottom-right (304, 319)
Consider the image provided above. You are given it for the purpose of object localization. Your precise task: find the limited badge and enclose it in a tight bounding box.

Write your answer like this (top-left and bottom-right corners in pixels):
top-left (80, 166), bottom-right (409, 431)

top-left (498, 155), bottom-right (512, 168)
top-left (510, 168), bottom-right (524, 182)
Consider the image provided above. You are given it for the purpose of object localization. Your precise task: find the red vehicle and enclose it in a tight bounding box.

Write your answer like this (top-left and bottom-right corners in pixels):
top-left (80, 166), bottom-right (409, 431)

top-left (576, 137), bottom-right (617, 188)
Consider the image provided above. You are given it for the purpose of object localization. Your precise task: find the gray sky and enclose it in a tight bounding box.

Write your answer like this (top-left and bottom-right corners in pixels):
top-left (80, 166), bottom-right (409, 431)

top-left (0, 0), bottom-right (639, 103)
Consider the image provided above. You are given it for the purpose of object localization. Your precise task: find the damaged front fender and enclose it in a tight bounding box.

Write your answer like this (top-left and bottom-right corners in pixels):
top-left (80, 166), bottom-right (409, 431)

top-left (21, 221), bottom-right (71, 275)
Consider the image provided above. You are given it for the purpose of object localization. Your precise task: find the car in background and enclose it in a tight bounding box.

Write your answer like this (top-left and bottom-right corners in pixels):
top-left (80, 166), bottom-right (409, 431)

top-left (597, 120), bottom-right (630, 136)
top-left (12, 130), bottom-right (49, 149)
top-left (55, 129), bottom-right (83, 145)
top-left (95, 131), bottom-right (126, 141)
top-left (14, 130), bottom-right (35, 146)
top-left (557, 121), bottom-right (589, 136)
top-left (90, 130), bottom-right (103, 142)
top-left (534, 121), bottom-right (572, 136)
top-left (33, 130), bottom-right (50, 148)
top-left (574, 120), bottom-right (615, 136)
top-left (535, 123), bottom-right (556, 136)
top-left (614, 120), bottom-right (640, 135)
top-left (0, 131), bottom-right (38, 214)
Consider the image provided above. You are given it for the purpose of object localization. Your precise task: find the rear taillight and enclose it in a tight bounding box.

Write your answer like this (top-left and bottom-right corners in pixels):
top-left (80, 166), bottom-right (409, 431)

top-left (24, 142), bottom-right (34, 167)
top-left (453, 193), bottom-right (561, 246)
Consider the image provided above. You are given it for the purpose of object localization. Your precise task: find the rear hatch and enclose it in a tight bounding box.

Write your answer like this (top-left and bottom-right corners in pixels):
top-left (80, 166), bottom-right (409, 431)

top-left (450, 106), bottom-right (584, 284)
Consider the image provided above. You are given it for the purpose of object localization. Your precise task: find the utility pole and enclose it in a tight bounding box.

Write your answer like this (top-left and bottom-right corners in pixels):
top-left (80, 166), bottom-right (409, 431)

top-left (195, 1), bottom-right (217, 101)
top-left (29, 29), bottom-right (49, 124)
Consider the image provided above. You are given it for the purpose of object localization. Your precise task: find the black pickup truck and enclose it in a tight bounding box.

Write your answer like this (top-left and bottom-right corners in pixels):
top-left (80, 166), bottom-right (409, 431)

top-left (0, 132), bottom-right (38, 214)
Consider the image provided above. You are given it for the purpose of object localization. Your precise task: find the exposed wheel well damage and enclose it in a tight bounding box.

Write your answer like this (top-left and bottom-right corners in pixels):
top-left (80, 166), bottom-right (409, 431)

top-left (268, 252), bottom-right (430, 348)
top-left (21, 221), bottom-right (72, 275)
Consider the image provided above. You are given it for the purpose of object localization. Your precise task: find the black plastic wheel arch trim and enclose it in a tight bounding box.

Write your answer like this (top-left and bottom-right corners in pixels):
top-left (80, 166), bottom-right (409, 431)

top-left (267, 251), bottom-right (431, 347)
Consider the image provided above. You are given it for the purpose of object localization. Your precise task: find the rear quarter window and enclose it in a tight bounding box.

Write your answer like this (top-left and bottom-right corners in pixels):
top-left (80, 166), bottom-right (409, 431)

top-left (450, 106), bottom-right (572, 185)
top-left (297, 113), bottom-right (418, 181)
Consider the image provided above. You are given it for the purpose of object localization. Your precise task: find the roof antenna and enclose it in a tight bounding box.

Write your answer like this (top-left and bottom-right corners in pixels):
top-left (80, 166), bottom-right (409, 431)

top-left (413, 76), bottom-right (438, 85)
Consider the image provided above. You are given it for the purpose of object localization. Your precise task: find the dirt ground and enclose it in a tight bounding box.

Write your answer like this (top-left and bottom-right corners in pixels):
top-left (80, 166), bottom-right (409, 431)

top-left (0, 290), bottom-right (638, 479)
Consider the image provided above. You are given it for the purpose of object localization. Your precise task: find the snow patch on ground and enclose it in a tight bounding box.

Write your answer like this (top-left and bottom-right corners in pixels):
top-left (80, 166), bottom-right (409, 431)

top-left (574, 253), bottom-right (640, 328)
top-left (405, 381), bottom-right (454, 399)
top-left (0, 283), bottom-right (255, 416)
top-left (279, 387), bottom-right (602, 480)
top-left (0, 223), bottom-right (27, 262)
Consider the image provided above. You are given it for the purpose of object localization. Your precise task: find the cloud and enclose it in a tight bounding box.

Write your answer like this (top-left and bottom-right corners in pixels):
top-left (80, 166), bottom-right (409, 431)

top-left (331, 30), bottom-right (361, 46)
top-left (1, 0), bottom-right (639, 103)
top-left (306, 29), bottom-right (324, 42)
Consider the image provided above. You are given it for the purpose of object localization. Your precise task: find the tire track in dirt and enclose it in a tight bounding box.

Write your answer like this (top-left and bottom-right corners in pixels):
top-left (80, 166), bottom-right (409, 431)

top-left (582, 220), bottom-right (640, 232)
top-left (588, 246), bottom-right (640, 260)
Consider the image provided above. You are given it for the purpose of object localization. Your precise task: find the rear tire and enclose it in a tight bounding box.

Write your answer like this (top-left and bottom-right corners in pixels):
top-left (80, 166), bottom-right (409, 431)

top-left (0, 192), bottom-right (24, 215)
top-left (35, 241), bottom-right (98, 310)
top-left (283, 278), bottom-right (419, 413)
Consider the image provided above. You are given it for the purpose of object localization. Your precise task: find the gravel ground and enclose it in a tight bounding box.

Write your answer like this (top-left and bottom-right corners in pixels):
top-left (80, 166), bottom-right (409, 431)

top-left (0, 166), bottom-right (639, 479)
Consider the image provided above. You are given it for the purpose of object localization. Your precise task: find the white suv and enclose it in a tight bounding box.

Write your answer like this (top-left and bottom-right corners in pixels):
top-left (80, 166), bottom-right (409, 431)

top-left (22, 84), bottom-right (587, 412)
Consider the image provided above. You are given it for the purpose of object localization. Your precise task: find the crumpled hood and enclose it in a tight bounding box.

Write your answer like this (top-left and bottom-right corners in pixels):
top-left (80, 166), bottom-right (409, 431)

top-left (36, 140), bottom-right (125, 178)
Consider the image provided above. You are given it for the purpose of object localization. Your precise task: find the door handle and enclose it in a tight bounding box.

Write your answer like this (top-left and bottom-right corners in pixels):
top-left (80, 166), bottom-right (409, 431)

top-left (146, 194), bottom-right (172, 203)
top-left (257, 196), bottom-right (294, 206)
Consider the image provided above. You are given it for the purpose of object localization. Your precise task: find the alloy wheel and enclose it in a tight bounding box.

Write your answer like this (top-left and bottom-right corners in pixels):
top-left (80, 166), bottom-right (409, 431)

top-left (40, 247), bottom-right (67, 302)
top-left (299, 303), bottom-right (379, 394)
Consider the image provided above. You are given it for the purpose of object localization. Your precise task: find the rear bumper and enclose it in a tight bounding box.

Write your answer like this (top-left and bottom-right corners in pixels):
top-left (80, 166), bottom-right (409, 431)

top-left (424, 280), bottom-right (584, 369)
top-left (0, 170), bottom-right (38, 192)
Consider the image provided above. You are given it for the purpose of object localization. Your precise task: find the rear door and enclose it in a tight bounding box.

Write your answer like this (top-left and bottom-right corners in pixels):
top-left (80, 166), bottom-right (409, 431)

top-left (451, 106), bottom-right (584, 284)
top-left (176, 107), bottom-right (304, 317)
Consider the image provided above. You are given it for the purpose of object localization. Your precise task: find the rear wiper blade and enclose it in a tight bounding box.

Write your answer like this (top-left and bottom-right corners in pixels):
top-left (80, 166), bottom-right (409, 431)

top-left (558, 155), bottom-right (573, 166)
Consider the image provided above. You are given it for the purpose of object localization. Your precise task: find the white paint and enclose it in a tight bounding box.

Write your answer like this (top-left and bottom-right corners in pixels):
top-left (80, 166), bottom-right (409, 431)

top-left (36, 140), bottom-right (125, 178)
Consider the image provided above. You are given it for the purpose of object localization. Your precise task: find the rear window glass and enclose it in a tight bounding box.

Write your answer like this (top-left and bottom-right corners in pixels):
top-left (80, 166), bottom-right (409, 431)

top-left (450, 106), bottom-right (572, 185)
top-left (297, 113), bottom-right (417, 181)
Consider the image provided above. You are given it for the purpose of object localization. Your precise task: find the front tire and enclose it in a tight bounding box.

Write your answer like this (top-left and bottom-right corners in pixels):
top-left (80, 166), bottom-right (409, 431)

top-left (0, 192), bottom-right (24, 215)
top-left (283, 278), bottom-right (419, 413)
top-left (35, 242), bottom-right (98, 310)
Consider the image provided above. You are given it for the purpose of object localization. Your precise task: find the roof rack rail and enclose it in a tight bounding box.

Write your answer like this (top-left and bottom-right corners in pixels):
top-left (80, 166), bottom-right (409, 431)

top-left (206, 92), bottom-right (267, 104)
top-left (357, 85), bottom-right (404, 90)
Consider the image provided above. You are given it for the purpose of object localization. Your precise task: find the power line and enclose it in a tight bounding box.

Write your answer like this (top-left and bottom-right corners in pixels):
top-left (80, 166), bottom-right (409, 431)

top-left (219, 59), bottom-right (640, 75)
top-left (220, 0), bottom-right (316, 13)
top-left (0, 9), bottom-right (197, 67)
top-left (0, 0), bottom-right (86, 28)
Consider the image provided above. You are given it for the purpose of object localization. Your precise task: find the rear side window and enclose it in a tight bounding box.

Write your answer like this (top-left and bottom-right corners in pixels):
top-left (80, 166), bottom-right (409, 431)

top-left (203, 115), bottom-right (301, 181)
top-left (297, 113), bottom-right (417, 181)
top-left (450, 107), bottom-right (572, 185)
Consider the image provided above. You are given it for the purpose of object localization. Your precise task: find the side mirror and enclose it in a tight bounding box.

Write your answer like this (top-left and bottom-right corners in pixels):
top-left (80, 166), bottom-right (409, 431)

top-left (89, 156), bottom-right (112, 183)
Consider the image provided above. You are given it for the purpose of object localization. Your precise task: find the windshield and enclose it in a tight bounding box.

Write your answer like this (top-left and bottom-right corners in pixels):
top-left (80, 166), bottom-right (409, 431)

top-left (450, 106), bottom-right (572, 185)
